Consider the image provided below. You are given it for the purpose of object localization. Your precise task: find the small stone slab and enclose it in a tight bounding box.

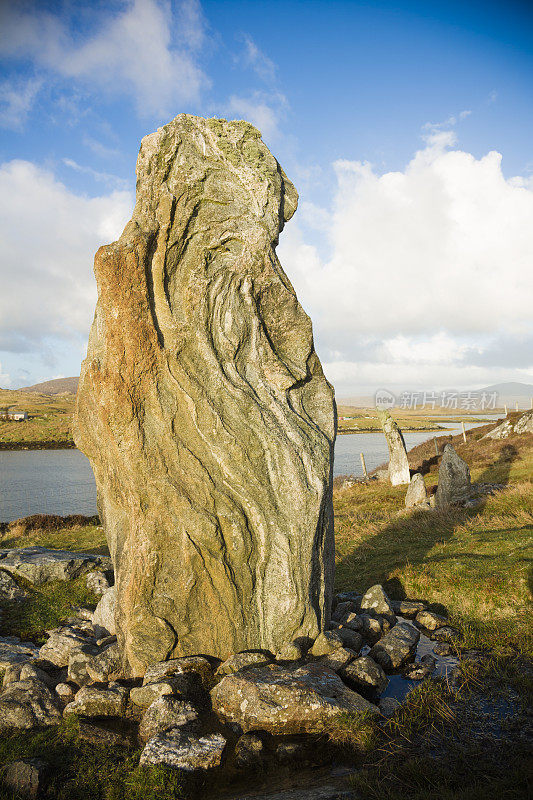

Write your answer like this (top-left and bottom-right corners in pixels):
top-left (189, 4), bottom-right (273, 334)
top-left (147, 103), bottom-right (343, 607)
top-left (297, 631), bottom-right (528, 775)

top-left (3, 758), bottom-right (49, 799)
top-left (360, 585), bottom-right (396, 622)
top-left (369, 623), bottom-right (420, 671)
top-left (86, 642), bottom-right (122, 682)
top-left (211, 663), bottom-right (378, 735)
top-left (216, 652), bottom-right (271, 677)
top-left (139, 696), bottom-right (199, 742)
top-left (0, 679), bottom-right (62, 730)
top-left (0, 547), bottom-right (112, 585)
top-left (415, 610), bottom-right (447, 631)
top-left (63, 684), bottom-right (129, 717)
top-left (0, 569), bottom-right (27, 600)
top-left (39, 628), bottom-right (95, 668)
top-left (405, 473), bottom-right (427, 508)
top-left (142, 656), bottom-right (214, 688)
top-left (340, 656), bottom-right (388, 695)
top-left (140, 729), bottom-right (227, 772)
top-left (0, 637), bottom-right (40, 671)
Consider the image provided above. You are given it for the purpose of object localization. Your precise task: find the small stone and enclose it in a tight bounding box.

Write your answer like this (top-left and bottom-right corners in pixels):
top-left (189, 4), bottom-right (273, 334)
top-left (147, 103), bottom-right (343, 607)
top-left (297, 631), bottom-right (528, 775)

top-left (415, 610), bottom-right (447, 631)
top-left (402, 662), bottom-right (433, 680)
top-left (92, 585), bottom-right (116, 636)
top-left (433, 642), bottom-right (452, 656)
top-left (0, 547), bottom-right (111, 585)
top-left (234, 732), bottom-right (266, 769)
top-left (130, 679), bottom-right (189, 709)
top-left (369, 623), bottom-right (420, 671)
top-left (391, 600), bottom-right (426, 618)
top-left (63, 684), bottom-right (129, 718)
top-left (96, 635), bottom-right (117, 648)
top-left (67, 644), bottom-right (99, 686)
top-left (360, 585), bottom-right (396, 621)
top-left (215, 652), bottom-right (271, 677)
top-left (139, 696), bottom-right (199, 742)
top-left (140, 729), bottom-right (227, 772)
top-left (379, 697), bottom-right (401, 717)
top-left (337, 611), bottom-right (363, 631)
top-left (0, 569), bottom-right (27, 600)
top-left (38, 629), bottom-right (94, 668)
top-left (86, 642), bottom-right (122, 682)
top-left (310, 631), bottom-right (345, 657)
top-left (275, 641), bottom-right (305, 661)
top-left (275, 740), bottom-right (309, 765)
top-left (55, 683), bottom-right (76, 703)
top-left (3, 758), bottom-right (48, 799)
top-left (331, 601), bottom-right (355, 623)
top-left (359, 614), bottom-right (386, 643)
top-left (335, 628), bottom-right (363, 653)
top-left (86, 570), bottom-right (113, 596)
top-left (431, 626), bottom-right (461, 643)
top-left (405, 473), bottom-right (427, 508)
top-left (19, 663), bottom-right (56, 690)
top-left (2, 663), bottom-right (24, 688)
top-left (340, 656), bottom-right (388, 695)
top-left (316, 646), bottom-right (356, 672)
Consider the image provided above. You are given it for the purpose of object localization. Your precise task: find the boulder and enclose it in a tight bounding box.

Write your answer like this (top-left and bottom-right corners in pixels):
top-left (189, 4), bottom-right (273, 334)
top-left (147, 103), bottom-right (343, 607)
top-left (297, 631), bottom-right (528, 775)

top-left (484, 410), bottom-right (533, 440)
top-left (435, 445), bottom-right (471, 508)
top-left (63, 684), bottom-right (129, 717)
top-left (316, 646), bottom-right (356, 673)
top-left (379, 697), bottom-right (401, 718)
top-left (405, 473), bottom-right (427, 508)
top-left (390, 599), bottom-right (425, 618)
top-left (234, 732), bottom-right (266, 769)
top-left (0, 637), bottom-right (40, 671)
top-left (369, 623), bottom-right (420, 671)
top-left (275, 641), bottom-right (305, 662)
top-left (140, 729), bottom-right (227, 771)
top-left (514, 409), bottom-right (533, 434)
top-left (0, 547), bottom-right (111, 585)
top-left (340, 656), bottom-right (388, 695)
top-left (334, 628), bottom-right (363, 652)
top-left (2, 758), bottom-right (49, 799)
top-left (0, 679), bottom-right (62, 730)
top-left (310, 631), bottom-right (345, 657)
top-left (92, 585), bottom-right (116, 636)
top-left (377, 410), bottom-right (410, 485)
top-left (55, 683), bottom-right (76, 703)
top-left (0, 569), bottom-right (27, 600)
top-left (19, 663), bottom-right (56, 690)
top-left (67, 645), bottom-right (100, 686)
top-left (73, 114), bottom-right (336, 675)
top-left (211, 663), bottom-right (378, 734)
top-left (139, 696), bottom-right (199, 742)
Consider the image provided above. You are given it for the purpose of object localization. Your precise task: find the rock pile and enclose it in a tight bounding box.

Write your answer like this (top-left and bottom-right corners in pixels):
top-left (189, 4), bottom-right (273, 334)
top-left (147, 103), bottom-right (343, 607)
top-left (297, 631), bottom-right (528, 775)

top-left (0, 574), bottom-right (460, 780)
top-left (74, 114), bottom-right (336, 676)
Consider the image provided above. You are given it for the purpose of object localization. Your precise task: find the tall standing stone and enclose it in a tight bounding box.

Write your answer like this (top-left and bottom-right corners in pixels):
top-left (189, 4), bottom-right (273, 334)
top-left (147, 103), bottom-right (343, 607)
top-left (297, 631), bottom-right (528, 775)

top-left (74, 115), bottom-right (336, 676)
top-left (378, 411), bottom-right (410, 485)
top-left (435, 444), bottom-right (471, 508)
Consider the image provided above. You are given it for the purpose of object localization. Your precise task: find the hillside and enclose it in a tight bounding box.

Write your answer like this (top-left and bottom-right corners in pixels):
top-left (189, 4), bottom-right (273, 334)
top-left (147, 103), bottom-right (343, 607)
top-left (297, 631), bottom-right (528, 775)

top-left (0, 388), bottom-right (74, 448)
top-left (19, 376), bottom-right (79, 395)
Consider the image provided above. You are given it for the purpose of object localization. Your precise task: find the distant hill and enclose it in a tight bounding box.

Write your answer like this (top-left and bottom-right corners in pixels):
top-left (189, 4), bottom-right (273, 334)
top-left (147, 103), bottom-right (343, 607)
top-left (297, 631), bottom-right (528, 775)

top-left (20, 377), bottom-right (79, 396)
top-left (477, 382), bottom-right (533, 398)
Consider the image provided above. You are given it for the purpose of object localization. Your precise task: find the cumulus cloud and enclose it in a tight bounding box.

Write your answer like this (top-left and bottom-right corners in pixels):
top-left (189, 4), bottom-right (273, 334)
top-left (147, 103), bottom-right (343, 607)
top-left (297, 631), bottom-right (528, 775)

top-left (239, 34), bottom-right (277, 84)
top-left (0, 0), bottom-right (208, 116)
top-left (224, 91), bottom-right (288, 141)
top-left (278, 133), bottom-right (533, 394)
top-left (0, 159), bottom-right (133, 355)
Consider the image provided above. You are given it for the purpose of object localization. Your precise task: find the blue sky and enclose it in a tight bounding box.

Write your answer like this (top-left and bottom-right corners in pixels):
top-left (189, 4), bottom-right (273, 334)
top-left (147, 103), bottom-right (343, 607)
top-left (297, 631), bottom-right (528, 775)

top-left (0, 0), bottom-right (532, 397)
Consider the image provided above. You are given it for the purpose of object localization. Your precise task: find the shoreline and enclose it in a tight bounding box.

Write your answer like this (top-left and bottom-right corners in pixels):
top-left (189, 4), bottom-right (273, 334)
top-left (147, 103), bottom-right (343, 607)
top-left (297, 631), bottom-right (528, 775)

top-left (0, 440), bottom-right (76, 451)
top-left (338, 426), bottom-right (444, 435)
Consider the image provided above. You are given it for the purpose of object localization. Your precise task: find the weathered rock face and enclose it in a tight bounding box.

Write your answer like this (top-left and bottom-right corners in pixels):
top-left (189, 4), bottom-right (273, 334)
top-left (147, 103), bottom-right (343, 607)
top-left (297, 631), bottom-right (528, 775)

top-left (435, 445), bottom-right (471, 508)
top-left (377, 411), bottom-right (410, 485)
top-left (484, 409), bottom-right (533, 439)
top-left (405, 473), bottom-right (427, 508)
top-left (74, 114), bottom-right (336, 675)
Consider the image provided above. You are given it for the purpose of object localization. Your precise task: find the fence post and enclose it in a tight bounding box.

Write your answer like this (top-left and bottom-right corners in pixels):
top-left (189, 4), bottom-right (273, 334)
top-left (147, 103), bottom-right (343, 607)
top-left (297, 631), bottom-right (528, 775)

top-left (360, 452), bottom-right (368, 480)
top-left (504, 404), bottom-right (508, 416)
top-left (461, 421), bottom-right (466, 443)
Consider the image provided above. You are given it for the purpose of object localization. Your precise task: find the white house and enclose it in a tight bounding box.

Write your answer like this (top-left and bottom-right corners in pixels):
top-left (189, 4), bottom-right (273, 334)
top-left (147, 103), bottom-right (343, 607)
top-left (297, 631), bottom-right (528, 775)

top-left (7, 411), bottom-right (28, 421)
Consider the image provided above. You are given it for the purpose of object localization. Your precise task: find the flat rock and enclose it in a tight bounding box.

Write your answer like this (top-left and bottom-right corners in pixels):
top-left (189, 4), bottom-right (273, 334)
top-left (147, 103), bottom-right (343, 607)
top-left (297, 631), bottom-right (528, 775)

top-left (74, 114), bottom-right (336, 675)
top-left (316, 646), bottom-right (356, 673)
top-left (340, 656), bottom-right (388, 695)
top-left (130, 678), bottom-right (196, 708)
top-left (63, 684), bottom-right (129, 717)
top-left (415, 610), bottom-right (447, 631)
top-left (0, 637), bottom-right (40, 671)
top-left (0, 679), bottom-right (62, 730)
top-left (391, 600), bottom-right (425, 618)
top-left (39, 628), bottom-right (94, 668)
top-left (369, 623), bottom-right (420, 671)
top-left (140, 729), bottom-right (227, 772)
top-left (216, 651), bottom-right (272, 677)
top-left (211, 663), bottom-right (378, 735)
top-left (139, 696), bottom-right (199, 742)
top-left (0, 547), bottom-right (111, 585)
top-left (143, 655), bottom-right (213, 688)
top-left (2, 758), bottom-right (49, 799)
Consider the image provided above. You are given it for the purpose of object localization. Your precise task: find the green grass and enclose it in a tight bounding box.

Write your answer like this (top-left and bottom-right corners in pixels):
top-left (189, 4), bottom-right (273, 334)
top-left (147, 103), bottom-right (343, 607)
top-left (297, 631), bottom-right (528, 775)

top-left (0, 388), bottom-right (74, 446)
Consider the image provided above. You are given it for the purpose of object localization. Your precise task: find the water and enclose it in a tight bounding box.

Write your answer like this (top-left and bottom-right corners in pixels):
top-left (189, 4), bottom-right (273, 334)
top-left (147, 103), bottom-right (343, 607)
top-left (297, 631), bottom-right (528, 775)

top-left (0, 418), bottom-right (498, 522)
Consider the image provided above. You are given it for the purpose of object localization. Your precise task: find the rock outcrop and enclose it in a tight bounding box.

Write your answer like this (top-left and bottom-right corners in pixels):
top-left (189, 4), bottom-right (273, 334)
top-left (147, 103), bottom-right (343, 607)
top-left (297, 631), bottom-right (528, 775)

top-left (74, 114), bottom-right (336, 675)
top-left (484, 409), bottom-right (533, 439)
top-left (377, 411), bottom-right (410, 485)
top-left (435, 445), bottom-right (471, 508)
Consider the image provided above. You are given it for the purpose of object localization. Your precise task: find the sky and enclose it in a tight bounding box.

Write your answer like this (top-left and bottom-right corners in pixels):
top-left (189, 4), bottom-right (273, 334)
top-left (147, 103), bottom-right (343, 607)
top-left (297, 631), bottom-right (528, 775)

top-left (0, 0), bottom-right (532, 399)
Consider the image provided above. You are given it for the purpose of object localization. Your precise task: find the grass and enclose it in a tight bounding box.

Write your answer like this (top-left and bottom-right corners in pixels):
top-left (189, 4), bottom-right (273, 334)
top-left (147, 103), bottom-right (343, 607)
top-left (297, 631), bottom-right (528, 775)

top-left (0, 389), bottom-right (75, 447)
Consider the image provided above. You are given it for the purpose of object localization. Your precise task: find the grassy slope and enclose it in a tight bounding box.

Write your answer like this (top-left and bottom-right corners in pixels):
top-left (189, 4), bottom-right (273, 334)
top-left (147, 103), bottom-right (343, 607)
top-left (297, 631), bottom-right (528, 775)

top-left (0, 389), bottom-right (75, 446)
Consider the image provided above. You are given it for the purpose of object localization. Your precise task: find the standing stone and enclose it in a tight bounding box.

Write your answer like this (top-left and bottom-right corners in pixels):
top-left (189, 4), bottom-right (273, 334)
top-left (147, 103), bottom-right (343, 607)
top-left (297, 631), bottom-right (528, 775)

top-left (405, 473), bottom-right (427, 508)
top-left (74, 114), bottom-right (336, 676)
top-left (435, 445), bottom-right (471, 508)
top-left (377, 411), bottom-right (410, 485)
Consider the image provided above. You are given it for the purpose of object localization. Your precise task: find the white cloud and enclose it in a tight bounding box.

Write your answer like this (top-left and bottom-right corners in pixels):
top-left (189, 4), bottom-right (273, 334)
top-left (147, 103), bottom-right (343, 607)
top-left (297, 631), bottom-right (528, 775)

top-left (224, 91), bottom-right (288, 141)
top-left (0, 0), bottom-right (208, 116)
top-left (63, 158), bottom-right (130, 190)
top-left (278, 133), bottom-right (533, 394)
top-left (0, 362), bottom-right (12, 388)
top-left (240, 35), bottom-right (277, 84)
top-left (0, 160), bottom-right (133, 354)
top-left (0, 77), bottom-right (42, 129)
